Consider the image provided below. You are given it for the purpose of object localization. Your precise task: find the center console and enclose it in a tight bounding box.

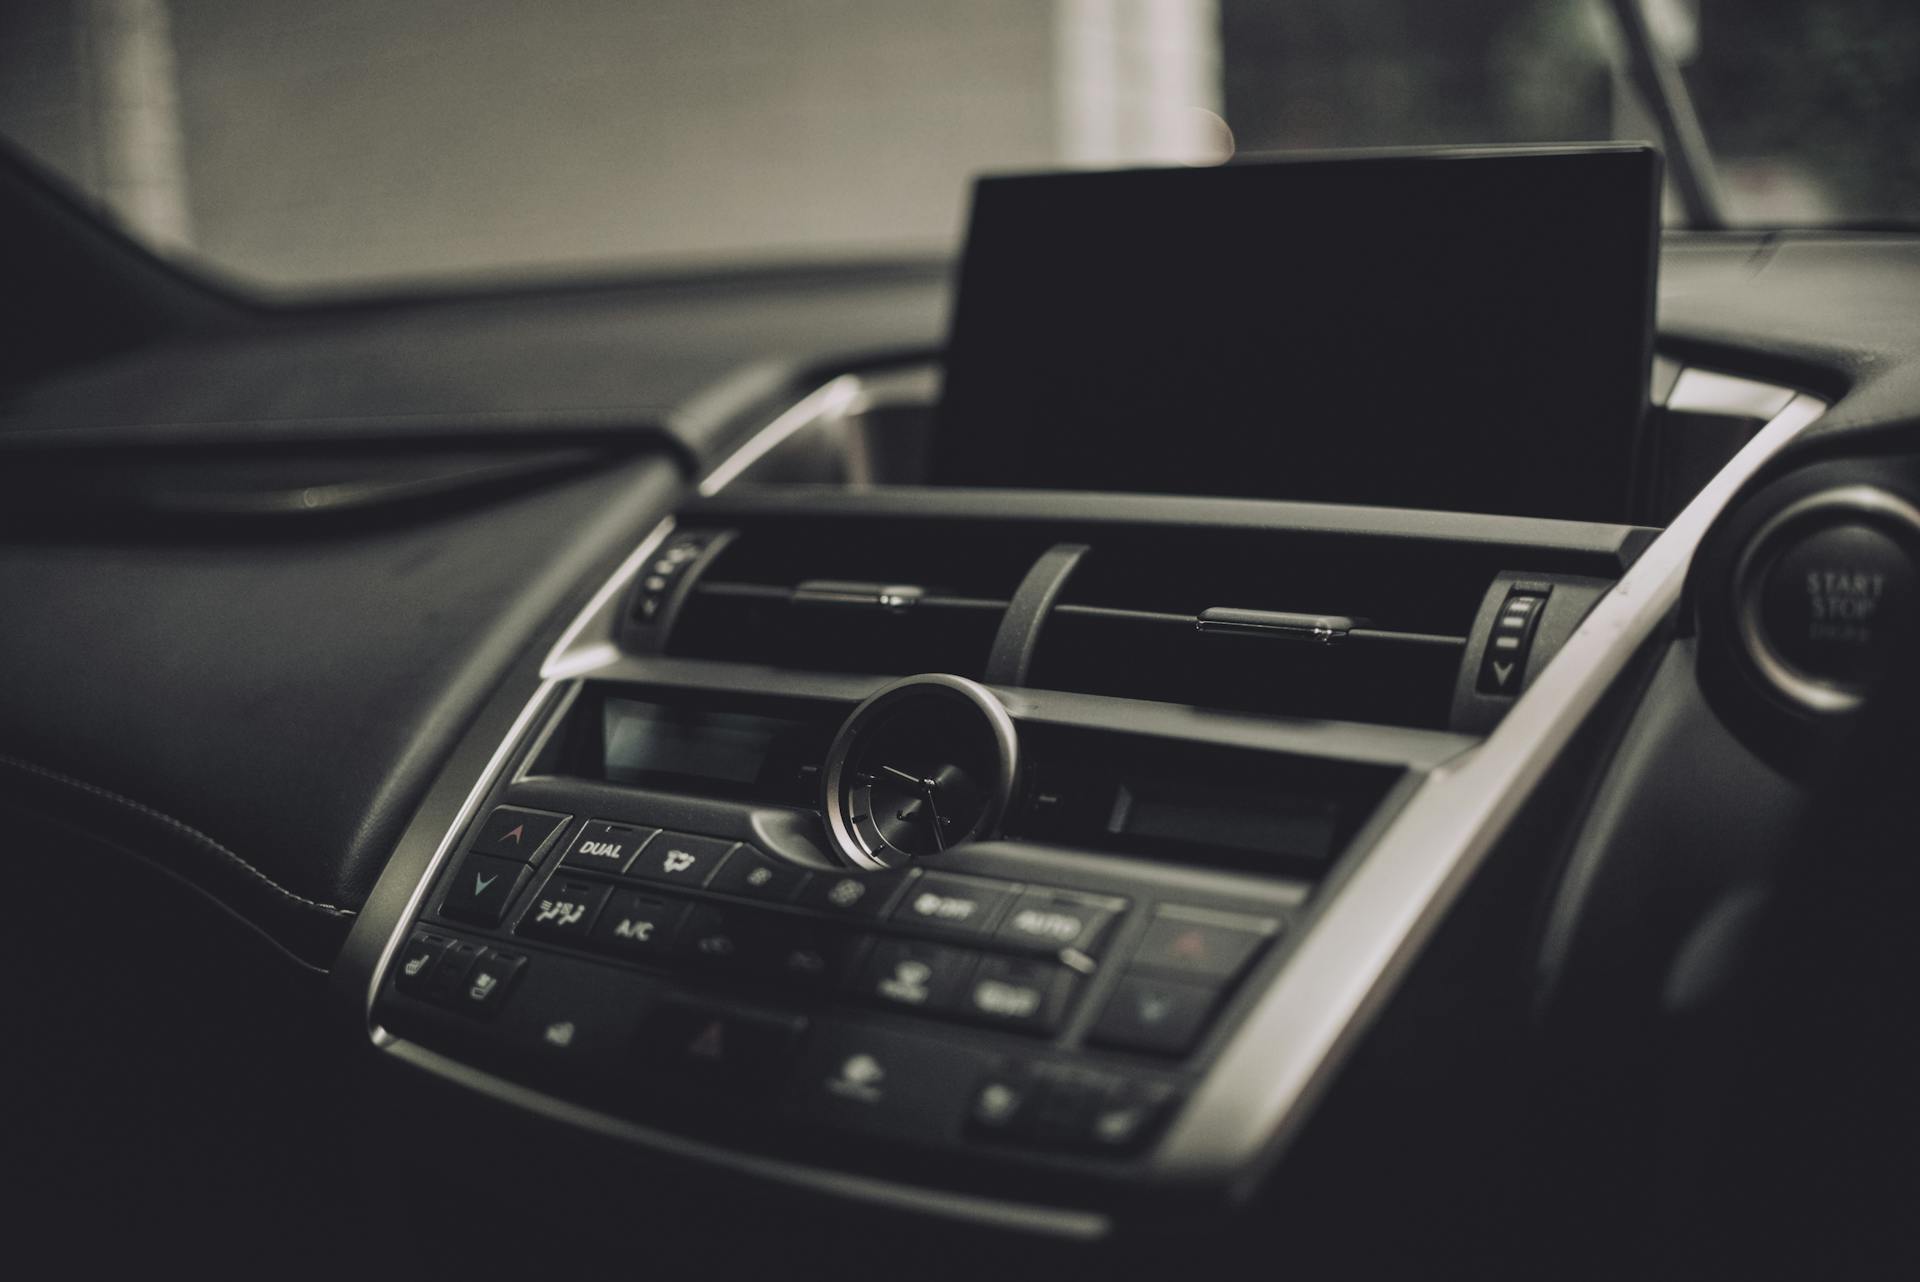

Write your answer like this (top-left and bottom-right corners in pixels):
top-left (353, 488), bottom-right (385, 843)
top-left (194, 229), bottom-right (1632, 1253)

top-left (358, 473), bottom-right (1716, 1231)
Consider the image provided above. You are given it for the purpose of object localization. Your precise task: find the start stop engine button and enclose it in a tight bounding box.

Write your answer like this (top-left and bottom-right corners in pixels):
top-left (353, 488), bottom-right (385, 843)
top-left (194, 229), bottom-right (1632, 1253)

top-left (1738, 488), bottom-right (1920, 711)
top-left (1758, 522), bottom-right (1915, 687)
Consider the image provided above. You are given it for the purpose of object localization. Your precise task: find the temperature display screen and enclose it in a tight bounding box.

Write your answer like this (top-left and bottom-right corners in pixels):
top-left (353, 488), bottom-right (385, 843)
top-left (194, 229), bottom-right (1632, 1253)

top-left (598, 698), bottom-right (814, 797)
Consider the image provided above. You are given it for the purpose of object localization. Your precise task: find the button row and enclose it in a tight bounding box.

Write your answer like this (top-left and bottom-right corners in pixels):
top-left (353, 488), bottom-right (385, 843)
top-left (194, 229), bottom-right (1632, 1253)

top-left (393, 930), bottom-right (527, 1019)
top-left (968, 1061), bottom-right (1179, 1155)
top-left (1086, 905), bottom-right (1283, 1056)
top-left (515, 880), bottom-right (1082, 1038)
top-left (386, 936), bottom-right (1187, 1161)
top-left (549, 813), bottom-right (1127, 951)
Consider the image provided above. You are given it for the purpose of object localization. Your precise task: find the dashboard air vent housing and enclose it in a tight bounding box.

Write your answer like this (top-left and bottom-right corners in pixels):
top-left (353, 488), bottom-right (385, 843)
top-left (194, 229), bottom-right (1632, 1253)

top-left (660, 517), bottom-right (1043, 679)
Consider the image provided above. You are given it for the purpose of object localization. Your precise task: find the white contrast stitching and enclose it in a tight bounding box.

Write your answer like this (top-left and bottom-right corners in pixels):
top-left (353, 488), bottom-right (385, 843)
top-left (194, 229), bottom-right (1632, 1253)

top-left (0, 754), bottom-right (358, 918)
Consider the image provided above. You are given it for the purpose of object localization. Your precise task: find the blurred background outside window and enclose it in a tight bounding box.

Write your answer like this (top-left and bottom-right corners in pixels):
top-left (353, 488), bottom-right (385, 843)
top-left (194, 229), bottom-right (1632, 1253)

top-left (1, 0), bottom-right (1914, 292)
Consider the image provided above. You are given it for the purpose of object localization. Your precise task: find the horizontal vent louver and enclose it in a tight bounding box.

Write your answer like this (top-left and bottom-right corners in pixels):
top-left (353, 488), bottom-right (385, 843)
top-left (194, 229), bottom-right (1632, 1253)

top-left (664, 518), bottom-right (1041, 679)
top-left (1025, 531), bottom-right (1489, 729)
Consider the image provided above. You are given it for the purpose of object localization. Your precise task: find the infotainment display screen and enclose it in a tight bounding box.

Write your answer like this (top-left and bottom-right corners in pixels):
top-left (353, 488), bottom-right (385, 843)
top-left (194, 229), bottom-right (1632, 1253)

top-left (930, 146), bottom-right (1661, 522)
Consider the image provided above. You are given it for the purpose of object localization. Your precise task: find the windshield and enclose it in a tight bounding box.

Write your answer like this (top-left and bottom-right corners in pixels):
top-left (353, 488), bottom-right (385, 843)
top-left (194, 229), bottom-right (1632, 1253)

top-left (1, 0), bottom-right (1913, 292)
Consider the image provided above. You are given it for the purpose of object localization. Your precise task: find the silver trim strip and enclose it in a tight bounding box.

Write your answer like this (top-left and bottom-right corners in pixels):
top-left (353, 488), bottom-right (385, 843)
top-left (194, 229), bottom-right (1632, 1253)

top-left (1157, 391), bottom-right (1828, 1189)
top-left (697, 374), bottom-right (863, 496)
top-left (1666, 368), bottom-right (1798, 421)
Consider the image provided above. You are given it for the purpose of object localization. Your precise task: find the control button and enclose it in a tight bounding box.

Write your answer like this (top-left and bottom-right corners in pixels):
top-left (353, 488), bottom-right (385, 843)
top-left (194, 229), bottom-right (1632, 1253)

top-left (785, 1023), bottom-right (991, 1141)
top-left (679, 905), bottom-right (760, 967)
top-left (1477, 587), bottom-right (1550, 694)
top-left (471, 806), bottom-right (571, 862)
top-left (518, 876), bottom-right (611, 943)
top-left (627, 831), bottom-right (734, 887)
top-left (1132, 906), bottom-right (1279, 980)
top-left (1026, 1063), bottom-right (1113, 1145)
top-left (851, 938), bottom-right (974, 1013)
top-left (447, 949), bottom-right (526, 1019)
top-left (960, 955), bottom-right (1076, 1035)
top-left (437, 939), bottom-right (487, 992)
top-left (758, 922), bottom-right (855, 991)
top-left (441, 854), bottom-right (532, 927)
top-left (1088, 973), bottom-right (1222, 1056)
top-left (393, 931), bottom-right (453, 998)
top-left (589, 890), bottom-right (686, 960)
top-left (637, 999), bottom-right (806, 1086)
top-left (1084, 1081), bottom-right (1178, 1154)
top-left (1758, 521), bottom-right (1917, 690)
top-left (705, 844), bottom-right (810, 903)
top-left (797, 870), bottom-right (906, 921)
top-left (889, 873), bottom-right (1016, 937)
top-left (967, 1068), bottom-right (1038, 1141)
top-left (561, 820), bottom-right (658, 876)
top-left (992, 888), bottom-right (1124, 955)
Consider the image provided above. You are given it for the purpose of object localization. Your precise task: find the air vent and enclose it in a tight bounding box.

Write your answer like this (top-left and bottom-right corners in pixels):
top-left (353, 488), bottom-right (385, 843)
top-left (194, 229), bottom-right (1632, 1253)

top-left (661, 517), bottom-right (1044, 678)
top-left (1024, 529), bottom-right (1503, 729)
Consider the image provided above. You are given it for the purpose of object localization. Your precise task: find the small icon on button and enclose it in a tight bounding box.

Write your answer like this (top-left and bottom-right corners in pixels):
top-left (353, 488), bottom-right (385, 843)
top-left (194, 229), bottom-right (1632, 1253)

top-left (661, 849), bottom-right (696, 875)
top-left (1136, 990), bottom-right (1175, 1025)
top-left (976, 1082), bottom-right (1021, 1124)
top-left (543, 1021), bottom-right (576, 1048)
top-left (474, 872), bottom-right (498, 895)
top-left (828, 879), bottom-right (866, 908)
top-left (468, 972), bottom-right (498, 1002)
top-left (687, 1020), bottom-right (726, 1060)
top-left (534, 899), bottom-right (586, 928)
top-left (879, 960), bottom-right (933, 1005)
top-left (829, 1052), bottom-right (886, 1104)
top-left (403, 952), bottom-right (432, 977)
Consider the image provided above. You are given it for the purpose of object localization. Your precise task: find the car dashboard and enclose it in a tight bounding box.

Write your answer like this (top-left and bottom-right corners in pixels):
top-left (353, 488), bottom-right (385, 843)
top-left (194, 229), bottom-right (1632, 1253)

top-left (5, 162), bottom-right (1920, 1277)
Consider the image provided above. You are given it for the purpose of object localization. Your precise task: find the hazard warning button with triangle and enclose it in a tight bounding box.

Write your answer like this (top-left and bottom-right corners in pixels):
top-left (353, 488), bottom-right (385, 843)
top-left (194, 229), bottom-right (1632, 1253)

top-left (639, 998), bottom-right (807, 1085)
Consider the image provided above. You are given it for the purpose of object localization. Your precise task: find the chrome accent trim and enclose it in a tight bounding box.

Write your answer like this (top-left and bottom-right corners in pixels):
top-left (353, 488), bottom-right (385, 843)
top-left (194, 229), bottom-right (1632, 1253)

top-left (1156, 391), bottom-right (1829, 1191)
top-left (696, 374), bottom-right (863, 496)
top-left (1731, 484), bottom-right (1920, 715)
top-left (381, 1039), bottom-right (1110, 1239)
top-left (818, 673), bottom-right (1022, 870)
top-left (362, 675), bottom-right (561, 1023)
top-left (1666, 368), bottom-right (1798, 421)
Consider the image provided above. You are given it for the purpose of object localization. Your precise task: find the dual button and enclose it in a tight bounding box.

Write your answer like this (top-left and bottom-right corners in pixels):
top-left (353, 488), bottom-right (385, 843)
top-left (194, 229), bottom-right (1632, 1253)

top-left (560, 820), bottom-right (737, 887)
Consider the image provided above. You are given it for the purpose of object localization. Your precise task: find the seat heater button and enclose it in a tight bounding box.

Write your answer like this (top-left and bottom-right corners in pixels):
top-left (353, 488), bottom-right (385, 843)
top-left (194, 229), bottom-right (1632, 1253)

top-left (992, 888), bottom-right (1125, 954)
top-left (851, 938), bottom-right (974, 1013)
top-left (889, 873), bottom-right (1017, 937)
top-left (967, 1069), bottom-right (1038, 1140)
top-left (518, 876), bottom-right (611, 943)
top-left (1084, 1083), bottom-right (1179, 1155)
top-left (589, 890), bottom-right (686, 960)
top-left (1132, 906), bottom-right (1279, 980)
top-left (448, 949), bottom-right (526, 1019)
top-left (472, 806), bottom-right (572, 862)
top-left (627, 831), bottom-right (735, 887)
top-left (394, 932), bottom-right (452, 998)
top-left (441, 854), bottom-right (532, 927)
top-left (1088, 973), bottom-right (1222, 1057)
top-left (561, 820), bottom-right (658, 875)
top-left (960, 955), bottom-right (1076, 1035)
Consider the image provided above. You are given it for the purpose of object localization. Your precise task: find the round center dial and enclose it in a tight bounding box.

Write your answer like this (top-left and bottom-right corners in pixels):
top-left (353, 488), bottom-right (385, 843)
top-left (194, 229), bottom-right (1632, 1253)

top-left (820, 675), bottom-right (1019, 869)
